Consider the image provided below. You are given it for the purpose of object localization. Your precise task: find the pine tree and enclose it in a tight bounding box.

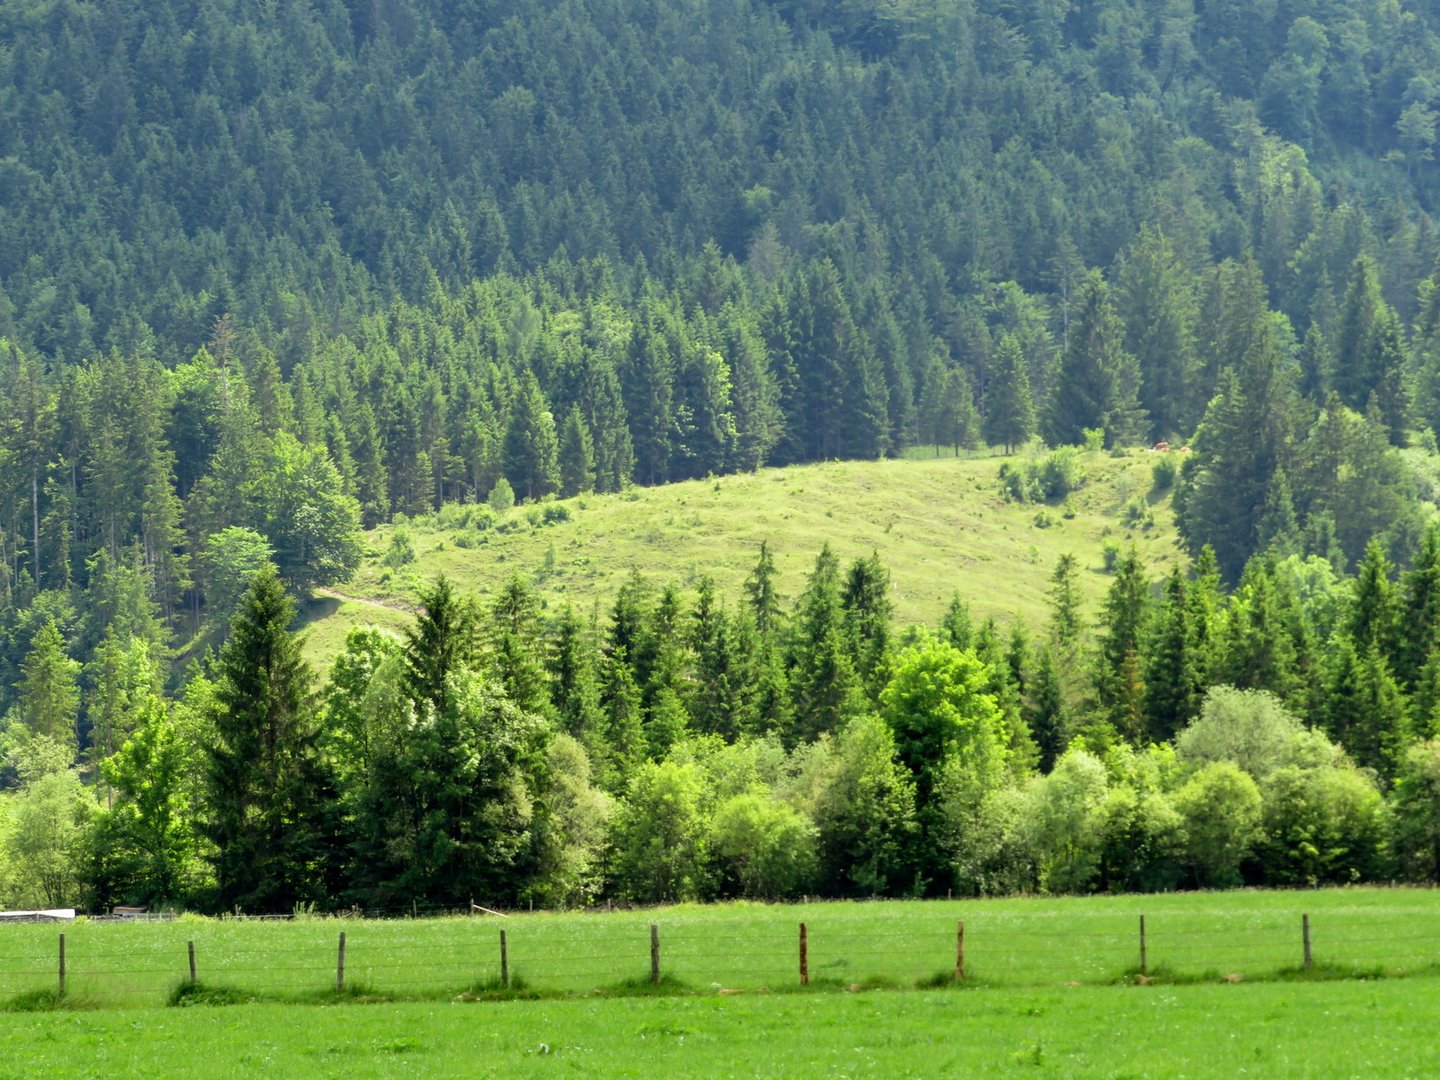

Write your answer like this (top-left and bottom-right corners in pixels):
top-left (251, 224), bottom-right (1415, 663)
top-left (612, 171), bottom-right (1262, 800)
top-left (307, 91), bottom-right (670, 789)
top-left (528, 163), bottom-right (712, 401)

top-left (1025, 644), bottom-right (1069, 773)
top-left (1144, 569), bottom-right (1199, 743)
top-left (1115, 225), bottom-right (1202, 439)
top-left (1347, 539), bottom-right (1399, 668)
top-left (787, 545), bottom-right (866, 745)
top-left (1176, 307), bottom-right (1301, 580)
top-left (490, 574), bottom-right (552, 717)
top-left (1094, 548), bottom-right (1150, 742)
top-left (503, 370), bottom-right (560, 501)
top-left (16, 618), bottom-right (81, 754)
top-left (983, 332), bottom-right (1037, 453)
top-left (841, 551), bottom-right (894, 699)
top-left (1400, 523), bottom-right (1440, 690)
top-left (404, 574), bottom-right (479, 719)
top-left (1045, 270), bottom-right (1149, 447)
top-left (584, 357), bottom-right (634, 493)
top-left (1048, 553), bottom-right (1082, 647)
top-left (557, 404), bottom-right (596, 498)
top-left (622, 314), bottom-right (675, 485)
top-left (744, 540), bottom-right (784, 638)
top-left (204, 565), bottom-right (333, 912)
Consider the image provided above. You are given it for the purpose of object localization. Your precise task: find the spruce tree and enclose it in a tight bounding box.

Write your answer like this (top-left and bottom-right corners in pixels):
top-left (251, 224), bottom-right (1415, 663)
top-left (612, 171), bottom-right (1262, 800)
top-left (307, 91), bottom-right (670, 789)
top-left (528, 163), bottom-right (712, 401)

top-left (16, 618), bottom-right (81, 754)
top-left (557, 404), bottom-right (596, 498)
top-left (503, 370), bottom-right (560, 501)
top-left (744, 540), bottom-right (783, 638)
top-left (1400, 523), bottom-right (1440, 689)
top-left (1094, 548), bottom-right (1149, 743)
top-left (983, 332), bottom-right (1037, 453)
top-left (404, 574), bottom-right (479, 719)
top-left (1144, 569), bottom-right (1198, 743)
top-left (1045, 270), bottom-right (1148, 447)
top-left (204, 565), bottom-right (332, 912)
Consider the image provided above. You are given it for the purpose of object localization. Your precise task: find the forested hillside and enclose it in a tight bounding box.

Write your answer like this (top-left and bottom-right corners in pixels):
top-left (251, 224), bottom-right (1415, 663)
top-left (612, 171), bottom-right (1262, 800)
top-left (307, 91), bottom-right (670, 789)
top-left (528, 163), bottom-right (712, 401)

top-left (5, 0), bottom-right (1440, 911)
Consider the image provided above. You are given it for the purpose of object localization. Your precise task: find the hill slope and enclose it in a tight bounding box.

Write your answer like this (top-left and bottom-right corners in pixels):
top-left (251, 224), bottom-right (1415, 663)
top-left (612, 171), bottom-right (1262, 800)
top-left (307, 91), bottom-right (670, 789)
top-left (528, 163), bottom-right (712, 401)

top-left (299, 448), bottom-right (1185, 665)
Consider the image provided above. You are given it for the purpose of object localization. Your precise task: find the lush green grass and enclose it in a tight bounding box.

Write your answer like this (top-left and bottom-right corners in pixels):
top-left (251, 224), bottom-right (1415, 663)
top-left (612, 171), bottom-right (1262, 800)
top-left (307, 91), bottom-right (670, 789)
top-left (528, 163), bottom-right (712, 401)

top-left (4, 978), bottom-right (1440, 1078)
top-left (3, 889), bottom-right (1437, 1010)
top-left (299, 448), bottom-right (1185, 667)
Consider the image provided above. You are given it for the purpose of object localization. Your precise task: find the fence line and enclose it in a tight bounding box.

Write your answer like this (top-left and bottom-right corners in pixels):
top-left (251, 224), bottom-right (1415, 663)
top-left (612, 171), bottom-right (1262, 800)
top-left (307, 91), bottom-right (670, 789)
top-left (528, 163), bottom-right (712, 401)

top-left (3, 911), bottom-right (1437, 1007)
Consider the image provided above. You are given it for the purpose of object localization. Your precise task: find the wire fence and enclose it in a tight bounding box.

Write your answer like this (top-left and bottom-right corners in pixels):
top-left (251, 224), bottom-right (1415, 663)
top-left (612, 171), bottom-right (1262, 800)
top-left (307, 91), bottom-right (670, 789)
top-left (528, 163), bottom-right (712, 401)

top-left (4, 902), bottom-right (1439, 1007)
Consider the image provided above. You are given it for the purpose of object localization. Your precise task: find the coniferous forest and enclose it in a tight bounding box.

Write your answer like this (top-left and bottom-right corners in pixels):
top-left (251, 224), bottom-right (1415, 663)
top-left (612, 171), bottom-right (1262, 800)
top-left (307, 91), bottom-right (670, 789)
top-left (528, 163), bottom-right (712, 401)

top-left (6, 0), bottom-right (1440, 910)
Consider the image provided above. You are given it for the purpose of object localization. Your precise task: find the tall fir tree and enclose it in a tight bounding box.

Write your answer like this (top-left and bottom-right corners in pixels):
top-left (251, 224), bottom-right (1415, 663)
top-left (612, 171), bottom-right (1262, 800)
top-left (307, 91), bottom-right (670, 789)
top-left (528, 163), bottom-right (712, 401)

top-left (204, 566), bottom-right (334, 912)
top-left (983, 332), bottom-right (1037, 453)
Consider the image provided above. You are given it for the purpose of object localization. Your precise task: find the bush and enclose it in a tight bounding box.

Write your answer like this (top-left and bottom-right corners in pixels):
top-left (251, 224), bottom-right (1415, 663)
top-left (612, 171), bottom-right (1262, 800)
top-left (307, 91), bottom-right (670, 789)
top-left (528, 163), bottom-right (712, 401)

top-left (383, 526), bottom-right (417, 569)
top-left (542, 503), bottom-right (571, 524)
top-left (1151, 454), bottom-right (1177, 492)
top-left (488, 477), bottom-right (515, 511)
top-left (998, 448), bottom-right (1082, 504)
top-left (1033, 447), bottom-right (1081, 499)
top-left (1121, 495), bottom-right (1154, 530)
top-left (1102, 542), bottom-right (1122, 573)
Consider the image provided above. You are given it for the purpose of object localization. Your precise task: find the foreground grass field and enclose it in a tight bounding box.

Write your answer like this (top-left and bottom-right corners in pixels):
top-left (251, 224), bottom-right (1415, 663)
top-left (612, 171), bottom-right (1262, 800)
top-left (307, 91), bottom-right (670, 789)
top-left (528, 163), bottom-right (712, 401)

top-left (2, 889), bottom-right (1437, 1009)
top-left (299, 448), bottom-right (1185, 666)
top-left (4, 979), bottom-right (1439, 1078)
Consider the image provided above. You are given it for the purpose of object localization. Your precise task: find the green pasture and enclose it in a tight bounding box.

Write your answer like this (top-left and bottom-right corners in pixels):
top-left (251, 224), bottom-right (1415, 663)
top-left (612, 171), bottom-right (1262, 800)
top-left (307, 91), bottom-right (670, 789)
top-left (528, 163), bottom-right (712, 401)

top-left (4, 978), bottom-right (1440, 1078)
top-left (299, 449), bottom-right (1184, 668)
top-left (3, 888), bottom-right (1438, 1010)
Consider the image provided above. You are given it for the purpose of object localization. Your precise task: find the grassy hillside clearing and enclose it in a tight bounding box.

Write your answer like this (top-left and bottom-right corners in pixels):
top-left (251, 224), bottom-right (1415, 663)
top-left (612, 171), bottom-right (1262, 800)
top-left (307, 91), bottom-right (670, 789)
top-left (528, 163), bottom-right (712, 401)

top-left (299, 448), bottom-right (1185, 666)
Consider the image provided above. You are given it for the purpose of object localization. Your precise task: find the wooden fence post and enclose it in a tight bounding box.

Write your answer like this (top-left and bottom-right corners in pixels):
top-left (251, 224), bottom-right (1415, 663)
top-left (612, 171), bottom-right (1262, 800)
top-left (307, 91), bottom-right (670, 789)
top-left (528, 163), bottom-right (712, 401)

top-left (58, 933), bottom-right (65, 996)
top-left (1302, 914), bottom-right (1312, 972)
top-left (337, 931), bottom-right (347, 993)
top-left (500, 930), bottom-right (509, 989)
top-left (188, 940), bottom-right (197, 985)
top-left (1139, 915), bottom-right (1147, 976)
top-left (650, 924), bottom-right (660, 985)
top-left (799, 922), bottom-right (809, 986)
top-left (955, 920), bottom-right (965, 982)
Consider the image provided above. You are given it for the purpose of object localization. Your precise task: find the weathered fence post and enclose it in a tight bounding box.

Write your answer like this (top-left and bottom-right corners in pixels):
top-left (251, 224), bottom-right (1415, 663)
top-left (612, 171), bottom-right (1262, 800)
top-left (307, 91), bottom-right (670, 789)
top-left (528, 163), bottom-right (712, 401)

top-left (956, 920), bottom-right (965, 982)
top-left (799, 922), bottom-right (809, 986)
top-left (500, 929), bottom-right (509, 989)
top-left (337, 931), bottom-right (347, 992)
top-left (188, 940), bottom-right (197, 985)
top-left (58, 933), bottom-right (66, 996)
top-left (650, 924), bottom-right (660, 985)
top-left (1302, 913), bottom-right (1312, 971)
top-left (1139, 915), bottom-right (1148, 976)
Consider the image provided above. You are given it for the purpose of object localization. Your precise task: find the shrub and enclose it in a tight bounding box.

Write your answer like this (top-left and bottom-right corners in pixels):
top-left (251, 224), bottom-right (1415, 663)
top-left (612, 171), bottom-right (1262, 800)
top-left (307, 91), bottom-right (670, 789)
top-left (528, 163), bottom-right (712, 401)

top-left (1102, 541), bottom-right (1122, 573)
top-left (383, 526), bottom-right (417, 569)
top-left (1034, 447), bottom-right (1080, 499)
top-left (488, 477), bottom-right (515, 511)
top-left (998, 448), bottom-right (1082, 503)
top-left (1151, 454), bottom-right (1177, 492)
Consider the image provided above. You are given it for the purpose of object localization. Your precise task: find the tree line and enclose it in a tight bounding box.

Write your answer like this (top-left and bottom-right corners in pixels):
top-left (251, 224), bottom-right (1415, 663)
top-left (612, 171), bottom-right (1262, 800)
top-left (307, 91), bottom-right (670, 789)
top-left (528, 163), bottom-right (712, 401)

top-left (6, 532), bottom-right (1440, 911)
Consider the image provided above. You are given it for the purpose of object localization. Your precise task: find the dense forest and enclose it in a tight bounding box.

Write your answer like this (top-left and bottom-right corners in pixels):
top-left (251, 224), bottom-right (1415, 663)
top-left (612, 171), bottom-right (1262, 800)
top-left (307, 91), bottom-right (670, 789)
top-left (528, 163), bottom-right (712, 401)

top-left (5, 0), bottom-right (1440, 908)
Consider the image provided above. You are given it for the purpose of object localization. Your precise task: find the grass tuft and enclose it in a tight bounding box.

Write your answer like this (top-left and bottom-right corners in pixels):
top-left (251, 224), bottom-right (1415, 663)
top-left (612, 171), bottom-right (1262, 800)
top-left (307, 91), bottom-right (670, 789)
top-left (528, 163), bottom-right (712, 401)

top-left (168, 981), bottom-right (257, 1007)
top-left (1275, 962), bottom-right (1386, 982)
top-left (458, 975), bottom-right (544, 1002)
top-left (2, 988), bottom-right (90, 1012)
top-left (600, 973), bottom-right (692, 997)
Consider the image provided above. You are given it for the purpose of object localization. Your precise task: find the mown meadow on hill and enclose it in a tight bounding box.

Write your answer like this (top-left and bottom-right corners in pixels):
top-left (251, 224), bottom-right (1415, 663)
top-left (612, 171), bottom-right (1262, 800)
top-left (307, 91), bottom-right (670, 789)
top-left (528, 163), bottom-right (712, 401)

top-left (301, 448), bottom-right (1184, 666)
